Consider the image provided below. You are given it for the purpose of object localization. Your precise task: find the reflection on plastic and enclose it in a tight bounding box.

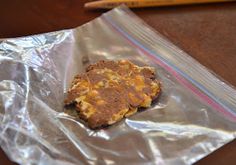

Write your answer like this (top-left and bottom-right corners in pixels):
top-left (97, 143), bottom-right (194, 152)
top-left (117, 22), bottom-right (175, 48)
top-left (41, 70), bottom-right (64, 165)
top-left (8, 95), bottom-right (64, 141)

top-left (0, 6), bottom-right (236, 165)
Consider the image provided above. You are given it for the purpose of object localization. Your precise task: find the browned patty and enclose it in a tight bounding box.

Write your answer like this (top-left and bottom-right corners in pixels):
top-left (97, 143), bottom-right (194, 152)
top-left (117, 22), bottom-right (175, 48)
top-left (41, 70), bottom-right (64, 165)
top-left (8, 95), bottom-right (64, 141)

top-left (64, 60), bottom-right (161, 129)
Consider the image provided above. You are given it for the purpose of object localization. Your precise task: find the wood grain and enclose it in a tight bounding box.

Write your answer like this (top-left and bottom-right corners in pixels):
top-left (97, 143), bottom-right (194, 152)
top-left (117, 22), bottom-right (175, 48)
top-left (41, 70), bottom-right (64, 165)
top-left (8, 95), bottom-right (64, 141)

top-left (0, 0), bottom-right (235, 165)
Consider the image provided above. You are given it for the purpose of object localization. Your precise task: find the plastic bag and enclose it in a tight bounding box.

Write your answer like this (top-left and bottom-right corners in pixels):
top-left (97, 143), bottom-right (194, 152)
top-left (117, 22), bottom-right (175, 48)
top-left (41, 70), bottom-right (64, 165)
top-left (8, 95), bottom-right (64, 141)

top-left (0, 5), bottom-right (236, 165)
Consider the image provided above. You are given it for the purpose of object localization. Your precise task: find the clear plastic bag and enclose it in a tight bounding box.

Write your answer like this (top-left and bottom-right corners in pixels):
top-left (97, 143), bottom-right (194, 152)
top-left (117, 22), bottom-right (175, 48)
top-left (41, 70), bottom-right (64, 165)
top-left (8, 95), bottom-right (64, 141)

top-left (0, 5), bottom-right (236, 165)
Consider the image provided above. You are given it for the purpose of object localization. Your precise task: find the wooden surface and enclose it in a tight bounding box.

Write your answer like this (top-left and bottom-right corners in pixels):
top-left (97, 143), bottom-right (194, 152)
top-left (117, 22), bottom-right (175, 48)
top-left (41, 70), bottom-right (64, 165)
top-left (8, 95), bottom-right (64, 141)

top-left (0, 0), bottom-right (236, 164)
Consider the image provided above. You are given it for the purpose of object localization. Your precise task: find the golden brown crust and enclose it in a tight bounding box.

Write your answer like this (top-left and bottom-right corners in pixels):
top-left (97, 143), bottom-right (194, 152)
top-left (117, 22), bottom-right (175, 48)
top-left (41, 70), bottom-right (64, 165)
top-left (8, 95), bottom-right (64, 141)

top-left (64, 60), bottom-right (161, 129)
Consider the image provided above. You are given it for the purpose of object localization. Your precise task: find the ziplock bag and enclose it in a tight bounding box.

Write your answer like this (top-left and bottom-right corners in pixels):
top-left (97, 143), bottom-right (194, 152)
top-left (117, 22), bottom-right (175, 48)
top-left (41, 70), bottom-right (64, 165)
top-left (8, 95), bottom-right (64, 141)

top-left (0, 5), bottom-right (236, 165)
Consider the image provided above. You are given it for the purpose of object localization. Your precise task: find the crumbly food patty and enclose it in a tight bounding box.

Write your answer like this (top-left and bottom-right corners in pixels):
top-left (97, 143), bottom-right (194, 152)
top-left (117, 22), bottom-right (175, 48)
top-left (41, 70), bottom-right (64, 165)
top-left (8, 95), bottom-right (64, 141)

top-left (64, 60), bottom-right (161, 129)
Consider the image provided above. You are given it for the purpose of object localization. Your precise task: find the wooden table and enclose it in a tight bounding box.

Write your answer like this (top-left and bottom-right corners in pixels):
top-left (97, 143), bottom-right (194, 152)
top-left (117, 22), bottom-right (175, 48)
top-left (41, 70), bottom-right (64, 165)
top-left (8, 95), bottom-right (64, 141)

top-left (0, 1), bottom-right (236, 164)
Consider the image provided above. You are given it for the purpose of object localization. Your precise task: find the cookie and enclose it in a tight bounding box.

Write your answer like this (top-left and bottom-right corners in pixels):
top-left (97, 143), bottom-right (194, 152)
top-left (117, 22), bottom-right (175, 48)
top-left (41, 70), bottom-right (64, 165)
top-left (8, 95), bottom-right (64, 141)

top-left (65, 60), bottom-right (161, 129)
